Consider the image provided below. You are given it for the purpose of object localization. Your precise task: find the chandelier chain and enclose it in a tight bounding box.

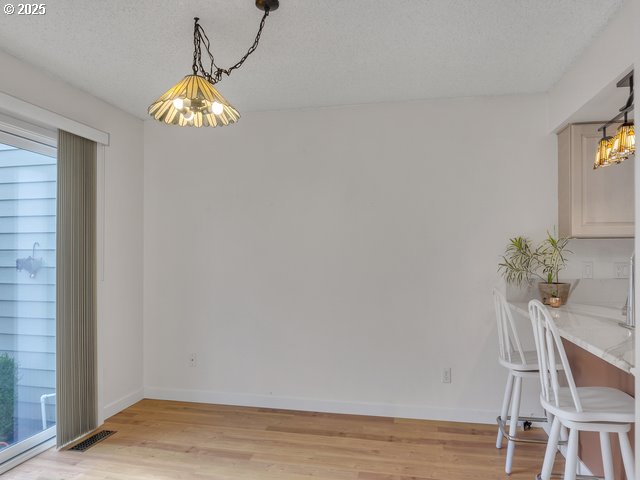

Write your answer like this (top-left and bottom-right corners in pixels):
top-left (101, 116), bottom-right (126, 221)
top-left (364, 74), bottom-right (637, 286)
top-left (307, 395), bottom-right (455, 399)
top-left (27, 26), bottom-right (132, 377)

top-left (191, 9), bottom-right (270, 85)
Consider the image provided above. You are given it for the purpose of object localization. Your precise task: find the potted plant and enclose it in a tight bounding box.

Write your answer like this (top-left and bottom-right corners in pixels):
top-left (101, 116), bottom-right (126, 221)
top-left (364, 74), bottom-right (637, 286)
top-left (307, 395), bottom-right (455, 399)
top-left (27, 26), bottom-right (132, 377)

top-left (498, 231), bottom-right (572, 307)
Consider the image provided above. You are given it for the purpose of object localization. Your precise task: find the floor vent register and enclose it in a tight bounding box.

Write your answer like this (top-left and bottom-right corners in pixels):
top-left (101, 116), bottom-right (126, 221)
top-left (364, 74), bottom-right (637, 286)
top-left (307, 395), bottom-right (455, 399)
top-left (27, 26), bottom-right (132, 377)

top-left (69, 430), bottom-right (117, 452)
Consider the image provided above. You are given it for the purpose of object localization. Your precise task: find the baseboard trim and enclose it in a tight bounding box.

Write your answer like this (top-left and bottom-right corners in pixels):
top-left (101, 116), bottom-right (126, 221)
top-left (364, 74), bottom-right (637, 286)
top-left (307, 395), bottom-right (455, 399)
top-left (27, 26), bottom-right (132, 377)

top-left (103, 388), bottom-right (144, 420)
top-left (143, 387), bottom-right (498, 424)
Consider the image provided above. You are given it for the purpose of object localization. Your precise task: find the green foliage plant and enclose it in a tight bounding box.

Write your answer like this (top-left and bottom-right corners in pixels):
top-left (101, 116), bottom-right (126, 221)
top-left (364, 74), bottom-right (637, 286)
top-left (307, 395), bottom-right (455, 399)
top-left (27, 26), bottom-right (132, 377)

top-left (498, 230), bottom-right (571, 287)
top-left (0, 353), bottom-right (17, 444)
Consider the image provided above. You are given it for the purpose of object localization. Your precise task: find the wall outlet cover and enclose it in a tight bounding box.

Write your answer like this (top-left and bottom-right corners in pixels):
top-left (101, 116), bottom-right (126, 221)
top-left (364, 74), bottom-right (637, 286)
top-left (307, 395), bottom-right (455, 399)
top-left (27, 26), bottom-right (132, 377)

top-left (581, 261), bottom-right (593, 279)
top-left (614, 262), bottom-right (630, 279)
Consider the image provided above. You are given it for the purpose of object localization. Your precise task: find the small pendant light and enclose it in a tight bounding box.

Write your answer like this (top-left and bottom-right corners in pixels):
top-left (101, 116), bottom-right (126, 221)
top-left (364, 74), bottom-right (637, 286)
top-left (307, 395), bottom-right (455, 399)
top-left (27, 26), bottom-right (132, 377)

top-left (593, 127), bottom-right (614, 169)
top-left (609, 113), bottom-right (635, 164)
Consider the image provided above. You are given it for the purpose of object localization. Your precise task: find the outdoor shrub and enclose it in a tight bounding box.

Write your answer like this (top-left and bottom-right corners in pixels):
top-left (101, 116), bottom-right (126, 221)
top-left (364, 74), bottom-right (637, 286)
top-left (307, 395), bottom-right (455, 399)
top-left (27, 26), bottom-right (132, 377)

top-left (0, 353), bottom-right (17, 443)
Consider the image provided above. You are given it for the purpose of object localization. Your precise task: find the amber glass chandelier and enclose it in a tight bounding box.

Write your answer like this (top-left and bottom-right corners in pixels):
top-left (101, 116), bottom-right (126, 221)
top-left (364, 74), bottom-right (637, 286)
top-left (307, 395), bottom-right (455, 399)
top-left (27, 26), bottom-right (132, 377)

top-left (148, 0), bottom-right (279, 128)
top-left (594, 71), bottom-right (634, 169)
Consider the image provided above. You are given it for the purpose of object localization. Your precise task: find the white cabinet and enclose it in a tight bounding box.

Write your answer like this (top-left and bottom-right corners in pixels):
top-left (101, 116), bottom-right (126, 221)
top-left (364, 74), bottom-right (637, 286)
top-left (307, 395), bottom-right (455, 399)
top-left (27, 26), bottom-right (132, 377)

top-left (558, 123), bottom-right (634, 238)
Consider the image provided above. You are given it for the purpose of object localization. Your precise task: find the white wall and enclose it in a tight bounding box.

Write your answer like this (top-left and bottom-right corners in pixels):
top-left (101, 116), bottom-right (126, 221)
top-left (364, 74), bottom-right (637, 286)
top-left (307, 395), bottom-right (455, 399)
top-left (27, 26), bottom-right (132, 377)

top-left (563, 238), bottom-right (633, 282)
top-left (547, 0), bottom-right (634, 132)
top-left (144, 94), bottom-right (557, 422)
top-left (0, 50), bottom-right (145, 420)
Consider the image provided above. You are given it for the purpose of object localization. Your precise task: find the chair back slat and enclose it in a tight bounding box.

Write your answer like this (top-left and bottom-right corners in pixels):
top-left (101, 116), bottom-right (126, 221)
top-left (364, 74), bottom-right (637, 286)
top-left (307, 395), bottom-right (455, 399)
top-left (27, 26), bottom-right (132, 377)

top-left (493, 289), bottom-right (526, 365)
top-left (528, 300), bottom-right (582, 412)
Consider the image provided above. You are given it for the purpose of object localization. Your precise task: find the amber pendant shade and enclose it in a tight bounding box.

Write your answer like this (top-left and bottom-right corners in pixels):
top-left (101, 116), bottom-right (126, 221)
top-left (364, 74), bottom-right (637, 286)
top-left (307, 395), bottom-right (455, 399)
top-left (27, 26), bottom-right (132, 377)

top-left (593, 135), bottom-right (614, 169)
top-left (609, 123), bottom-right (635, 163)
top-left (148, 75), bottom-right (240, 128)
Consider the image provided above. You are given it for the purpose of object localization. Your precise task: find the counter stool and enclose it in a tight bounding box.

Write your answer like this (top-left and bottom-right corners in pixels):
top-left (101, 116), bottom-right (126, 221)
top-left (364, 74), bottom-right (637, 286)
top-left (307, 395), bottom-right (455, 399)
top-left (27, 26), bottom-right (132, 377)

top-left (529, 300), bottom-right (635, 480)
top-left (494, 289), bottom-right (550, 474)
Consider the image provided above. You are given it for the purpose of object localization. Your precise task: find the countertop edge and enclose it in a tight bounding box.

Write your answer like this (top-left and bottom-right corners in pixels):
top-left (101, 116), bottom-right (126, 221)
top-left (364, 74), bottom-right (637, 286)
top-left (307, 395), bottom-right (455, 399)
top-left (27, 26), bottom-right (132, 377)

top-left (509, 302), bottom-right (634, 375)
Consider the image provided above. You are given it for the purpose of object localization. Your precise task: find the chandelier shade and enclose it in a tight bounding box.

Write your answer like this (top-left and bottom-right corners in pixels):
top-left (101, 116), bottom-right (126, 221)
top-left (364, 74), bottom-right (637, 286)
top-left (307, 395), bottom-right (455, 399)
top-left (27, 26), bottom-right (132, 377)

top-left (609, 122), bottom-right (635, 163)
top-left (593, 134), bottom-right (614, 169)
top-left (148, 75), bottom-right (239, 128)
top-left (147, 2), bottom-right (278, 128)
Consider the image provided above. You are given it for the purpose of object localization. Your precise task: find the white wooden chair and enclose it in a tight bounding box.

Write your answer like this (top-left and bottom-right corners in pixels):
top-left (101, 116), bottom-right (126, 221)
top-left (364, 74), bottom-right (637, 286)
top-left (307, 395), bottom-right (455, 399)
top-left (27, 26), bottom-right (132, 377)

top-left (529, 299), bottom-right (635, 480)
top-left (494, 289), bottom-right (549, 474)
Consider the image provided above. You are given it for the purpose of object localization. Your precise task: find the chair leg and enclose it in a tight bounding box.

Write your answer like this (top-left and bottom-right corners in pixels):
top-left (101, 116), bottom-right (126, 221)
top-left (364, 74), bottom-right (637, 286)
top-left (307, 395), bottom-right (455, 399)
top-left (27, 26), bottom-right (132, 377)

top-left (599, 432), bottom-right (614, 480)
top-left (540, 416), bottom-right (561, 480)
top-left (618, 431), bottom-right (635, 480)
top-left (560, 424), bottom-right (568, 443)
top-left (563, 428), bottom-right (579, 480)
top-left (496, 371), bottom-right (514, 449)
top-left (505, 375), bottom-right (522, 474)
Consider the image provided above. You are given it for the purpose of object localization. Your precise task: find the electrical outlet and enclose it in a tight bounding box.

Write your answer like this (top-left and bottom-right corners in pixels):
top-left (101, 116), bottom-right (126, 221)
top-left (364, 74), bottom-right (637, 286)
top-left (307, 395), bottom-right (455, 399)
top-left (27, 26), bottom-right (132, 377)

top-left (188, 353), bottom-right (197, 367)
top-left (442, 368), bottom-right (451, 384)
top-left (582, 261), bottom-right (593, 279)
top-left (614, 262), bottom-right (630, 279)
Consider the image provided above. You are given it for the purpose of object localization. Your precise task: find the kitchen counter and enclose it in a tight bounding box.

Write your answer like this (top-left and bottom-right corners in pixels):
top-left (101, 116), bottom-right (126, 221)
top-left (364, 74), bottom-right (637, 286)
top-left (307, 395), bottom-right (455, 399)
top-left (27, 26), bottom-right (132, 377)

top-left (509, 300), bottom-right (635, 478)
top-left (509, 301), bottom-right (635, 374)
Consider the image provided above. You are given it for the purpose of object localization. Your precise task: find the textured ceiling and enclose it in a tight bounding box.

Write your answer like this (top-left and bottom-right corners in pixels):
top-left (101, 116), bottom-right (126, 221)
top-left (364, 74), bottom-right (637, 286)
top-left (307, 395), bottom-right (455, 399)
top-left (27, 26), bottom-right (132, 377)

top-left (0, 0), bottom-right (624, 119)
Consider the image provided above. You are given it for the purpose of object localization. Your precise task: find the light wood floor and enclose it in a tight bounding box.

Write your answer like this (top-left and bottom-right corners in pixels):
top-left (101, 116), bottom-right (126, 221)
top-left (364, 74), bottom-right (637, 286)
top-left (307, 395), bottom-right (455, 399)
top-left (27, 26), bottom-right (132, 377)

top-left (4, 399), bottom-right (561, 479)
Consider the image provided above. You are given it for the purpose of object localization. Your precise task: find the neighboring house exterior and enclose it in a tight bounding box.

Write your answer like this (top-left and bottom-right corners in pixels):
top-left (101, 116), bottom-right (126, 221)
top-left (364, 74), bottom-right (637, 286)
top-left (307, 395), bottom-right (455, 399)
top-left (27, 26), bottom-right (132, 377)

top-left (0, 144), bottom-right (55, 441)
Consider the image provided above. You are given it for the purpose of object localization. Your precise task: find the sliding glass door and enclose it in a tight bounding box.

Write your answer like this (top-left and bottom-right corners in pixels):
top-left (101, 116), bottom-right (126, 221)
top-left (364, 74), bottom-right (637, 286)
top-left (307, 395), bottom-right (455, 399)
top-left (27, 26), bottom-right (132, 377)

top-left (0, 127), bottom-right (56, 465)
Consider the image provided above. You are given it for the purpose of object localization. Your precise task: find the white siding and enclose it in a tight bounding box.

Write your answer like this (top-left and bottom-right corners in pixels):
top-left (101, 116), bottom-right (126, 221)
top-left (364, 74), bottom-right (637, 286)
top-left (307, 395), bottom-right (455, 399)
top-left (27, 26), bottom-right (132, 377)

top-left (0, 146), bottom-right (55, 432)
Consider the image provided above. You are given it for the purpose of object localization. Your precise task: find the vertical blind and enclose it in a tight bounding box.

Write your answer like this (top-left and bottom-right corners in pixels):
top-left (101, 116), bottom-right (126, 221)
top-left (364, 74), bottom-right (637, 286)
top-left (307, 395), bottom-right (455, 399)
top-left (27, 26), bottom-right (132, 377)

top-left (56, 130), bottom-right (97, 448)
